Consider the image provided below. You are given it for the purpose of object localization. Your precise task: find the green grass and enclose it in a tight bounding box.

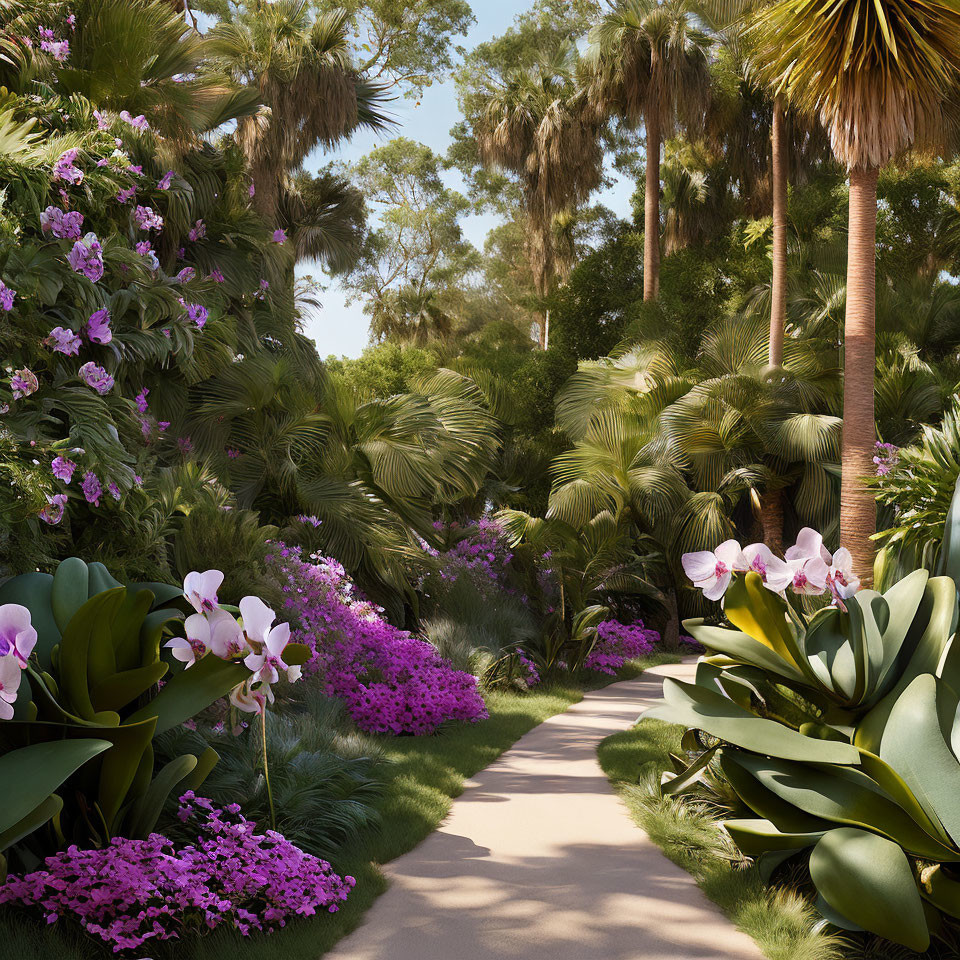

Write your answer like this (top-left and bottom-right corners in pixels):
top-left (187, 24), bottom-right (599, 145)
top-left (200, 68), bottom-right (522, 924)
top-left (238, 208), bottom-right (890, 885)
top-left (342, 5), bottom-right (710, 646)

top-left (0, 655), bottom-right (677, 960)
top-left (598, 717), bottom-right (849, 960)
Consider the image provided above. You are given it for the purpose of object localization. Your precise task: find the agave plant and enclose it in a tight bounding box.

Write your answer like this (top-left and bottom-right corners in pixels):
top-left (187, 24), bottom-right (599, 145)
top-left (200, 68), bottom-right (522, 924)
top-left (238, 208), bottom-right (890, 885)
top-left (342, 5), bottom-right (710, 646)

top-left (649, 505), bottom-right (960, 951)
top-left (0, 557), bottom-right (308, 865)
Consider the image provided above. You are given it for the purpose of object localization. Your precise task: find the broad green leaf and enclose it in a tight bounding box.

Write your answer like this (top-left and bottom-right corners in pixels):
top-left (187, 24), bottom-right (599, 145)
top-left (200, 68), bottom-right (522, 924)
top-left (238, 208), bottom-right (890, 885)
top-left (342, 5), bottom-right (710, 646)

top-left (126, 754), bottom-right (197, 838)
top-left (684, 620), bottom-right (808, 684)
top-left (0, 794), bottom-right (63, 852)
top-left (647, 677), bottom-right (861, 763)
top-left (723, 573), bottom-right (804, 670)
top-left (110, 588), bottom-right (154, 673)
top-left (127, 654), bottom-right (250, 736)
top-left (0, 739), bottom-right (111, 835)
top-left (810, 828), bottom-right (929, 951)
top-left (140, 607), bottom-right (184, 664)
top-left (91, 661), bottom-right (169, 713)
top-left (97, 716), bottom-right (158, 831)
top-left (661, 745), bottom-right (720, 796)
top-left (130, 581), bottom-right (185, 609)
top-left (724, 751), bottom-right (958, 861)
top-left (873, 569), bottom-right (929, 695)
top-left (880, 674), bottom-right (960, 849)
top-left (723, 818), bottom-right (824, 857)
top-left (921, 864), bottom-right (960, 920)
top-left (936, 473), bottom-right (960, 583)
top-left (51, 557), bottom-right (90, 634)
top-left (86, 562), bottom-right (123, 597)
top-left (181, 746), bottom-right (219, 792)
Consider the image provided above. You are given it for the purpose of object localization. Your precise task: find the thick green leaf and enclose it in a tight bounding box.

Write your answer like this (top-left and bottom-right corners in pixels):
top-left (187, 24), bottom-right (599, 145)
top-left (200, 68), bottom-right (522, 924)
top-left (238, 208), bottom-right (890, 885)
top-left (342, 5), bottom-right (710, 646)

top-left (139, 607), bottom-right (184, 664)
top-left (873, 570), bottom-right (929, 696)
top-left (91, 661), bottom-right (169, 714)
top-left (181, 746), bottom-right (219, 792)
top-left (661, 745), bottom-right (720, 796)
top-left (647, 677), bottom-right (861, 764)
top-left (110, 589), bottom-right (154, 673)
top-left (723, 573), bottom-right (804, 670)
top-left (810, 828), bottom-right (929, 951)
top-left (921, 865), bottom-right (960, 920)
top-left (86, 562), bottom-right (123, 598)
top-left (936, 473), bottom-right (960, 583)
top-left (51, 557), bottom-right (90, 634)
top-left (684, 620), bottom-right (808, 684)
top-left (127, 654), bottom-right (250, 736)
top-left (130, 581), bottom-right (185, 609)
top-left (0, 739), bottom-right (111, 835)
top-left (880, 674), bottom-right (960, 849)
top-left (723, 818), bottom-right (824, 857)
top-left (0, 794), bottom-right (63, 852)
top-left (97, 717), bottom-right (158, 831)
top-left (126, 754), bottom-right (197, 838)
top-left (724, 751), bottom-right (958, 861)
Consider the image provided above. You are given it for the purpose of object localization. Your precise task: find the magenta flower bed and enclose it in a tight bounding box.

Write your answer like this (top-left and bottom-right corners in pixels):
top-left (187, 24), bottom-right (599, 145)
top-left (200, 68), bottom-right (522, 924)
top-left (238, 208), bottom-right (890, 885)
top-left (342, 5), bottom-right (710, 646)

top-left (584, 619), bottom-right (659, 675)
top-left (0, 793), bottom-right (354, 954)
top-left (267, 545), bottom-right (487, 734)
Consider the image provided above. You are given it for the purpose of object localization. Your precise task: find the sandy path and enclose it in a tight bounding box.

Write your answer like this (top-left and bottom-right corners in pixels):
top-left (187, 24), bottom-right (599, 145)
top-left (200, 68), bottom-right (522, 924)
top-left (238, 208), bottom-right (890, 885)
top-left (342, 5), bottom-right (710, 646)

top-left (329, 661), bottom-right (765, 960)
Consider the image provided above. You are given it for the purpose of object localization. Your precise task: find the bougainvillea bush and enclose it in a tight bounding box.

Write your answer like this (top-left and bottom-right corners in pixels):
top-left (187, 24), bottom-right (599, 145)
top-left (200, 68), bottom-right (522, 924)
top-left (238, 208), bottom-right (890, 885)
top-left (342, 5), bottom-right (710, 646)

top-left (0, 793), bottom-right (355, 955)
top-left (266, 543), bottom-right (487, 734)
top-left (583, 619), bottom-right (659, 675)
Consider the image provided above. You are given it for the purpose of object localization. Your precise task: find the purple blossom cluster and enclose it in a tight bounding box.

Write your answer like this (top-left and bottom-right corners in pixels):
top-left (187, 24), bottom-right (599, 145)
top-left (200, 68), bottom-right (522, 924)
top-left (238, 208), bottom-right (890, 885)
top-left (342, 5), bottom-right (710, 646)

top-left (583, 619), bottom-right (659, 676)
top-left (266, 544), bottom-right (487, 734)
top-left (874, 441), bottom-right (899, 477)
top-left (67, 232), bottom-right (104, 281)
top-left (516, 648), bottom-right (540, 687)
top-left (52, 148), bottom-right (82, 183)
top-left (0, 793), bottom-right (355, 954)
top-left (428, 518), bottom-right (516, 599)
top-left (40, 205), bottom-right (83, 239)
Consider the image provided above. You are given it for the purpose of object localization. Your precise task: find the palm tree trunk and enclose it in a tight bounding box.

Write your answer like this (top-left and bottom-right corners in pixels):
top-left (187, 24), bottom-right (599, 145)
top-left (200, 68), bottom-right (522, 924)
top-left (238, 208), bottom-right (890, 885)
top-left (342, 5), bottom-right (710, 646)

top-left (643, 99), bottom-right (661, 302)
top-left (769, 97), bottom-right (788, 367)
top-left (840, 166), bottom-right (879, 580)
top-left (758, 489), bottom-right (784, 555)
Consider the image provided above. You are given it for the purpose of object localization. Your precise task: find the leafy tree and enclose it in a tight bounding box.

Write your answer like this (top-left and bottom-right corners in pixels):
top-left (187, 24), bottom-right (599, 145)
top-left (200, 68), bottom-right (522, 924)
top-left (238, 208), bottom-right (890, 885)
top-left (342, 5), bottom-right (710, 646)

top-left (341, 137), bottom-right (480, 340)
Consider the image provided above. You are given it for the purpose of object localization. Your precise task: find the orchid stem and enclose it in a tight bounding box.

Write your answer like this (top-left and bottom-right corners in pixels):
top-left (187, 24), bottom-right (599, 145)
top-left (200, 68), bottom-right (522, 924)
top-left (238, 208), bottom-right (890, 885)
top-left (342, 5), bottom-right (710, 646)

top-left (260, 706), bottom-right (276, 831)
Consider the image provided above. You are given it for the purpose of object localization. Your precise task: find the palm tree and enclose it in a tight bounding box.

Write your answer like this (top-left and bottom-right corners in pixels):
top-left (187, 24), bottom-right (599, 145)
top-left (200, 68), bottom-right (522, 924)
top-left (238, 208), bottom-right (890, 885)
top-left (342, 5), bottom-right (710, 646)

top-left (585, 0), bottom-right (711, 302)
top-left (749, 0), bottom-right (960, 578)
top-left (475, 42), bottom-right (604, 348)
top-left (370, 287), bottom-right (456, 345)
top-left (205, 1), bottom-right (389, 225)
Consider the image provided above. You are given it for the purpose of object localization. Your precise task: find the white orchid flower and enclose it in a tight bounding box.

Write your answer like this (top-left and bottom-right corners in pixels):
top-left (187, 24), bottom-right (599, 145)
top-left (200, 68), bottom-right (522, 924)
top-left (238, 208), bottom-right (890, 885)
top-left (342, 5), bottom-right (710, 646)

top-left (787, 556), bottom-right (829, 595)
top-left (182, 569), bottom-right (224, 614)
top-left (229, 677), bottom-right (272, 715)
top-left (681, 540), bottom-right (745, 601)
top-left (240, 596), bottom-right (299, 685)
top-left (740, 543), bottom-right (792, 592)
top-left (826, 547), bottom-right (860, 601)
top-left (0, 603), bottom-right (37, 666)
top-left (0, 654), bottom-right (22, 720)
top-left (785, 528), bottom-right (832, 565)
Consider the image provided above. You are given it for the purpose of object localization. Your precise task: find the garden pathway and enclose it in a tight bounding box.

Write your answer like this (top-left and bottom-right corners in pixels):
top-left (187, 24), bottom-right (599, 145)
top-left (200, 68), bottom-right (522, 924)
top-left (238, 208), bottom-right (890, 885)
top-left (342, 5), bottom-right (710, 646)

top-left (329, 661), bottom-right (765, 960)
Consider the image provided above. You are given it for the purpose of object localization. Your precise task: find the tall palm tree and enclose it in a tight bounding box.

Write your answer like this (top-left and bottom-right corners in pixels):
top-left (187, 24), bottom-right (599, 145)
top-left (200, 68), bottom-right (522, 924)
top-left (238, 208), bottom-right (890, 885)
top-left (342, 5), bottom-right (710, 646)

top-left (475, 42), bottom-right (604, 348)
top-left (585, 0), bottom-right (711, 301)
top-left (749, 0), bottom-right (960, 578)
top-left (205, 1), bottom-right (389, 224)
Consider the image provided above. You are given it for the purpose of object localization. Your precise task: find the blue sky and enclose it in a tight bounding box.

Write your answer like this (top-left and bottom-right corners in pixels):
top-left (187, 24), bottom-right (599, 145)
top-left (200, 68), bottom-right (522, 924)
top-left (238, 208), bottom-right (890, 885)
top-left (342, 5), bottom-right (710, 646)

top-left (298, 0), bottom-right (637, 359)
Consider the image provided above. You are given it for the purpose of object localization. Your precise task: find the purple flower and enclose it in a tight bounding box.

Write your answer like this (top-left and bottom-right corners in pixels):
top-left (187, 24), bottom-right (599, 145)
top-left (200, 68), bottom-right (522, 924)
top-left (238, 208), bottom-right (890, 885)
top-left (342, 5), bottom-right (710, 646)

top-left (85, 308), bottom-right (111, 344)
top-left (10, 368), bottom-right (38, 398)
top-left (108, 482), bottom-right (121, 500)
top-left (178, 436), bottom-right (193, 454)
top-left (255, 278), bottom-right (269, 300)
top-left (93, 108), bottom-right (108, 129)
top-left (52, 148), bottom-right (82, 184)
top-left (188, 219), bottom-right (206, 241)
top-left (135, 240), bottom-right (152, 256)
top-left (248, 181), bottom-right (255, 198)
top-left (176, 266), bottom-right (196, 283)
top-left (40, 205), bottom-right (83, 239)
top-left (226, 447), bottom-right (242, 459)
top-left (157, 170), bottom-right (175, 190)
top-left (67, 233), bottom-right (104, 282)
top-left (184, 302), bottom-right (208, 329)
top-left (81, 471), bottom-right (102, 505)
top-left (45, 326), bottom-right (81, 355)
top-left (133, 205), bottom-right (163, 231)
top-left (127, 163), bottom-right (143, 176)
top-left (116, 185), bottom-right (136, 204)
top-left (133, 474), bottom-right (143, 486)
top-left (40, 37), bottom-right (69, 61)
top-left (158, 420), bottom-right (170, 432)
top-left (119, 110), bottom-right (149, 132)
top-left (78, 361), bottom-right (113, 395)
top-left (208, 268), bottom-right (225, 283)
top-left (66, 14), bottom-right (76, 30)
top-left (39, 493), bottom-right (67, 525)
top-left (135, 387), bottom-right (149, 413)
top-left (0, 281), bottom-right (15, 312)
top-left (51, 456), bottom-right (76, 482)
top-left (272, 228), bottom-right (287, 244)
